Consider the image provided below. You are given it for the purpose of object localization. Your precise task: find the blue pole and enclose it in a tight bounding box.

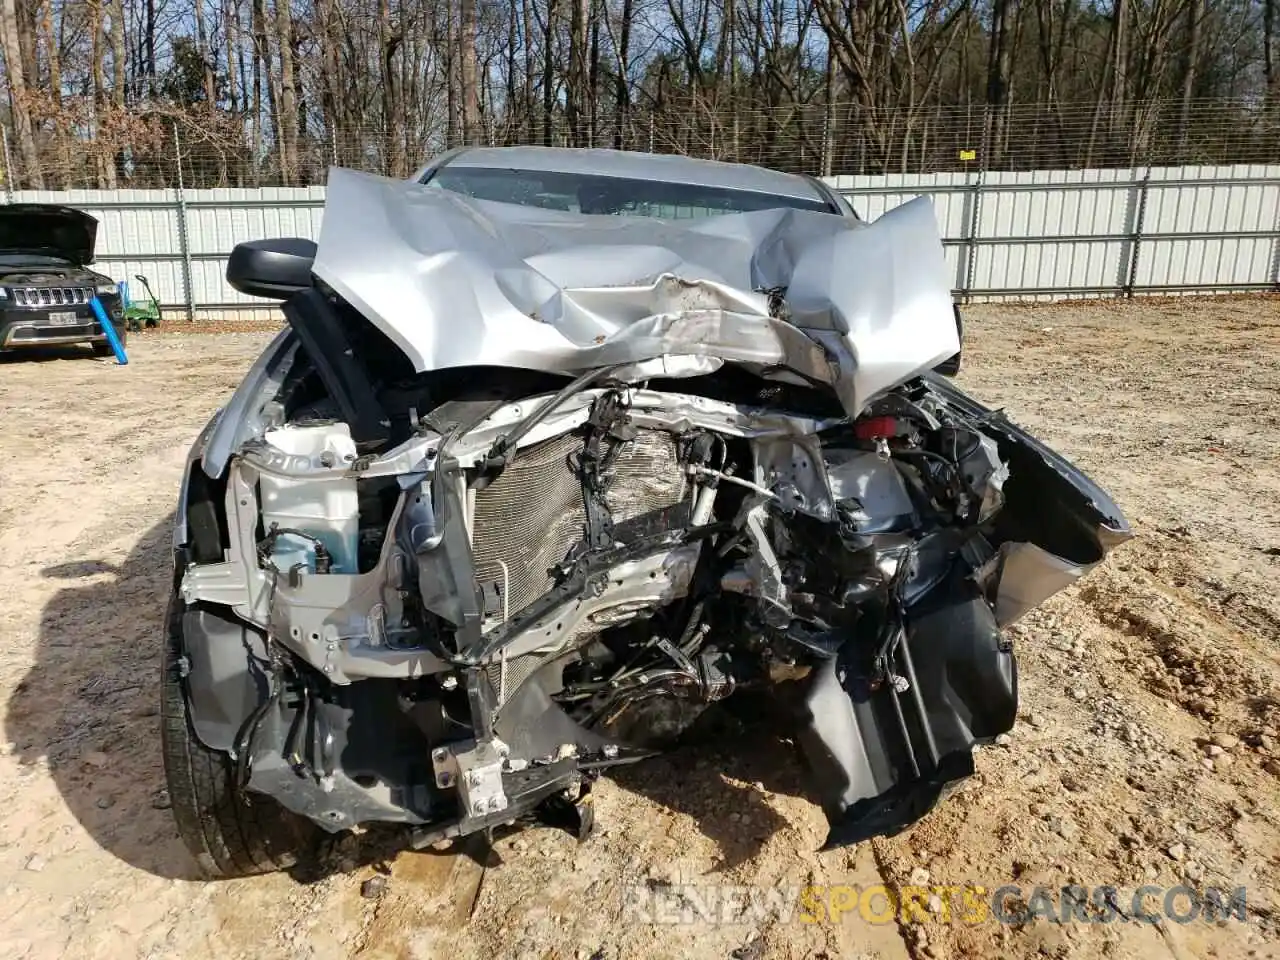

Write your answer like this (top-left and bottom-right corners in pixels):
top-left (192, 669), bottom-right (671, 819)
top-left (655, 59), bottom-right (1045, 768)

top-left (90, 296), bottom-right (128, 365)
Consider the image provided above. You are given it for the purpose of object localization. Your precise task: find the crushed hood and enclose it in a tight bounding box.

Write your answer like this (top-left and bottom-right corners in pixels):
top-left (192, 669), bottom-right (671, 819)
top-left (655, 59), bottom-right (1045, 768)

top-left (0, 204), bottom-right (98, 264)
top-left (313, 168), bottom-right (959, 417)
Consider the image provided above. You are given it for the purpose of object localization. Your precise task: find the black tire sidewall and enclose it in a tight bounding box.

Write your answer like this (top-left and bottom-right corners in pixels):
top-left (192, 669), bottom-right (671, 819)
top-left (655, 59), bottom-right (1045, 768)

top-left (160, 590), bottom-right (319, 877)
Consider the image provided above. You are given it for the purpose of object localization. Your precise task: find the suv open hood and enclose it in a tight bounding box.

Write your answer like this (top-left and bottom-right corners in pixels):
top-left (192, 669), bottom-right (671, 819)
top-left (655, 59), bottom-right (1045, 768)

top-left (0, 204), bottom-right (98, 264)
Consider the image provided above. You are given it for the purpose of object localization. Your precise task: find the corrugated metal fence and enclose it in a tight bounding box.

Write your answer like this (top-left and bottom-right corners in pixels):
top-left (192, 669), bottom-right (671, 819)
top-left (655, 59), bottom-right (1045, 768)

top-left (830, 164), bottom-right (1280, 299)
top-left (11, 164), bottom-right (1279, 317)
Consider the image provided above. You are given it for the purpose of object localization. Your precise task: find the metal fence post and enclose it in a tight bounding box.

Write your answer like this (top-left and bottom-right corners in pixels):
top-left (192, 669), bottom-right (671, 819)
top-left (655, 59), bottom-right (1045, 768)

top-left (820, 115), bottom-right (831, 177)
top-left (961, 106), bottom-right (992, 302)
top-left (1271, 240), bottom-right (1280, 291)
top-left (964, 167), bottom-right (986, 303)
top-left (1123, 169), bottom-right (1152, 297)
top-left (173, 123), bottom-right (196, 322)
top-left (1272, 202), bottom-right (1280, 291)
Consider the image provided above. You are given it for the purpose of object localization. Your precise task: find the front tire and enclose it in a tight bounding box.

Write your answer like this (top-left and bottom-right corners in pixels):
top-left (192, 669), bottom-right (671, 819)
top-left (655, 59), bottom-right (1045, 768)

top-left (160, 592), bottom-right (320, 877)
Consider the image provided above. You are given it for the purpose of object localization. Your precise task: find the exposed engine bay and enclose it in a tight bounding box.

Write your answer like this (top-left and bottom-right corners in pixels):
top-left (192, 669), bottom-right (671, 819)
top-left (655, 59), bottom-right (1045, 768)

top-left (172, 167), bottom-right (1130, 854)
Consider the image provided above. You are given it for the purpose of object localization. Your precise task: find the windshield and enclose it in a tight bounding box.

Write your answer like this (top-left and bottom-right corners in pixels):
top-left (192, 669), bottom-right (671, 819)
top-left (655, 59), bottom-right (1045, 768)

top-left (426, 166), bottom-right (831, 219)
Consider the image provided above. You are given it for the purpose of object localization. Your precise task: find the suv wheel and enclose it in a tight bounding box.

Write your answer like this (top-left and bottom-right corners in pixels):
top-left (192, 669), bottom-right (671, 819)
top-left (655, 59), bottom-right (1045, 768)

top-left (160, 591), bottom-right (320, 877)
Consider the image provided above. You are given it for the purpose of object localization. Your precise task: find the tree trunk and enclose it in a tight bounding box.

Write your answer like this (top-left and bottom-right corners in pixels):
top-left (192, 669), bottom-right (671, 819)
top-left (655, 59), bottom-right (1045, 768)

top-left (822, 39), bottom-right (837, 177)
top-left (275, 0), bottom-right (299, 185)
top-left (0, 0), bottom-right (39, 188)
top-left (224, 0), bottom-right (238, 112)
top-left (194, 0), bottom-right (217, 105)
top-left (813, 0), bottom-right (881, 170)
top-left (1035, 0), bottom-right (1058, 104)
top-left (252, 0), bottom-right (275, 184)
top-left (1176, 0), bottom-right (1202, 155)
top-left (588, 0), bottom-right (599, 147)
top-left (104, 0), bottom-right (122, 186)
top-left (42, 0), bottom-right (57, 106)
top-left (295, 32), bottom-right (306, 147)
top-left (42, 0), bottom-right (71, 188)
top-left (398, 8), bottom-right (412, 161)
top-left (445, 7), bottom-right (457, 148)
top-left (727, 0), bottom-right (738, 159)
top-left (986, 0), bottom-right (1016, 167)
top-left (237, 0), bottom-right (250, 116)
top-left (15, 0), bottom-right (35, 90)
top-left (505, 2), bottom-right (517, 143)
top-left (522, 0), bottom-right (534, 141)
top-left (379, 0), bottom-right (405, 174)
top-left (895, 0), bottom-right (918, 173)
top-left (460, 0), bottom-right (478, 143)
top-left (317, 0), bottom-right (342, 164)
top-left (1109, 0), bottom-right (1129, 137)
top-left (252, 37), bottom-right (262, 184)
top-left (613, 0), bottom-right (632, 149)
top-left (90, 0), bottom-right (110, 187)
top-left (1085, 0), bottom-right (1119, 166)
top-left (146, 0), bottom-right (157, 81)
top-left (1267, 0), bottom-right (1277, 105)
top-left (542, 0), bottom-right (557, 145)
top-left (567, 0), bottom-right (588, 145)
top-left (1267, 0), bottom-right (1279, 159)
top-left (1035, 0), bottom-right (1070, 166)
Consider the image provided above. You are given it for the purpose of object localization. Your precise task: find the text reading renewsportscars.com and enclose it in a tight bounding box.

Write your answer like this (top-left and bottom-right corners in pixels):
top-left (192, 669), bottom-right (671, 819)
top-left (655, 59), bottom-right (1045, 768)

top-left (621, 883), bottom-right (1250, 926)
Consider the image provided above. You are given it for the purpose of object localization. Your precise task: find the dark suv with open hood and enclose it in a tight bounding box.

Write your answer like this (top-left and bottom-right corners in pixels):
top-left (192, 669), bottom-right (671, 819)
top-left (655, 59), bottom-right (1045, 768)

top-left (0, 204), bottom-right (126, 356)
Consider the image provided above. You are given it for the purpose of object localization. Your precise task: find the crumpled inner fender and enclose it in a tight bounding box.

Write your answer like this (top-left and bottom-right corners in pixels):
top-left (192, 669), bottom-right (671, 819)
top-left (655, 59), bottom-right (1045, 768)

top-left (798, 562), bottom-right (1016, 849)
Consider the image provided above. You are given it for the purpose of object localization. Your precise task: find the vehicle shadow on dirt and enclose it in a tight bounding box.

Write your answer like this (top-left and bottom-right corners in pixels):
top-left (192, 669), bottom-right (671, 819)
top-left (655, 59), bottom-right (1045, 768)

top-left (607, 705), bottom-right (822, 871)
top-left (5, 517), bottom-right (200, 880)
top-left (0, 344), bottom-right (100, 364)
top-left (7, 516), bottom-right (424, 885)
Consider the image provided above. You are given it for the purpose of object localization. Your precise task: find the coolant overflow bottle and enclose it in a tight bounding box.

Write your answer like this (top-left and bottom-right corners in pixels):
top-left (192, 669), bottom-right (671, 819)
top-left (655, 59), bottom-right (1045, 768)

top-left (259, 422), bottom-right (360, 574)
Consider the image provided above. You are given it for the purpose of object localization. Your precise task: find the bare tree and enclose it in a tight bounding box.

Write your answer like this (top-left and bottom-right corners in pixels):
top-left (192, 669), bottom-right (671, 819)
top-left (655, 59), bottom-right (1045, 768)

top-left (1177, 0), bottom-right (1204, 150)
top-left (0, 0), bottom-right (40, 187)
top-left (0, 0), bottom-right (1274, 190)
top-left (40, 0), bottom-right (70, 188)
top-left (275, 0), bottom-right (300, 183)
top-left (986, 0), bottom-right (1017, 165)
top-left (540, 0), bottom-right (557, 146)
top-left (194, 0), bottom-right (216, 105)
top-left (1264, 0), bottom-right (1277, 105)
top-left (567, 0), bottom-right (589, 144)
top-left (461, 0), bottom-right (479, 143)
top-left (612, 0), bottom-right (634, 149)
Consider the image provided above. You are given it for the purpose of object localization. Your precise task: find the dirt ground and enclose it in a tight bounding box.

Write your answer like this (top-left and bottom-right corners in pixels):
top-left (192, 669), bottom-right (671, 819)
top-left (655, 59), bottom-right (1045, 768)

top-left (1, 296), bottom-right (1278, 960)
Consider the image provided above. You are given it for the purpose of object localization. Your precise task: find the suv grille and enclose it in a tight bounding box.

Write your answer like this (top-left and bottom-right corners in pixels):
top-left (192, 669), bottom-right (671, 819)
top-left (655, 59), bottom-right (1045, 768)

top-left (12, 286), bottom-right (96, 307)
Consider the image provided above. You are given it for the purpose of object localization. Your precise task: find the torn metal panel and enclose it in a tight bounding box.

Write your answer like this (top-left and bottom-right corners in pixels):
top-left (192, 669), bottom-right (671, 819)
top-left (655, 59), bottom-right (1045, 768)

top-left (991, 542), bottom-right (1090, 626)
top-left (311, 168), bottom-right (959, 418)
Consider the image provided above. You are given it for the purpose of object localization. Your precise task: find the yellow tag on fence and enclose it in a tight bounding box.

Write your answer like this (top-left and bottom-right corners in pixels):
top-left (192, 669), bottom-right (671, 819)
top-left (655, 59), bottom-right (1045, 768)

top-left (959, 149), bottom-right (977, 161)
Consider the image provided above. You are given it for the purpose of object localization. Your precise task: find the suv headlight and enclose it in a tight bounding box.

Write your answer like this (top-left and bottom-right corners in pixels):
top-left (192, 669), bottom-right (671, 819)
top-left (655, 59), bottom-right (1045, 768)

top-left (97, 283), bottom-right (119, 296)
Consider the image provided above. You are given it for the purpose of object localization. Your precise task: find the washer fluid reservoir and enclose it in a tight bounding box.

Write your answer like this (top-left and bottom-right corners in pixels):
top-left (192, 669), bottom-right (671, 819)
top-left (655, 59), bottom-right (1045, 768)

top-left (259, 422), bottom-right (359, 575)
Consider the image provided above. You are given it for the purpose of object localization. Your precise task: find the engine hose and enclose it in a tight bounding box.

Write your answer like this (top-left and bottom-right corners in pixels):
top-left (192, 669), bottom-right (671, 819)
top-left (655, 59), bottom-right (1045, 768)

top-left (478, 364), bottom-right (624, 474)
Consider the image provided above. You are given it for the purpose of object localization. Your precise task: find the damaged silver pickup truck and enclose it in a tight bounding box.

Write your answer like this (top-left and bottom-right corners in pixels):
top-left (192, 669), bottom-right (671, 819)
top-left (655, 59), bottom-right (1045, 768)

top-left (163, 147), bottom-right (1130, 877)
